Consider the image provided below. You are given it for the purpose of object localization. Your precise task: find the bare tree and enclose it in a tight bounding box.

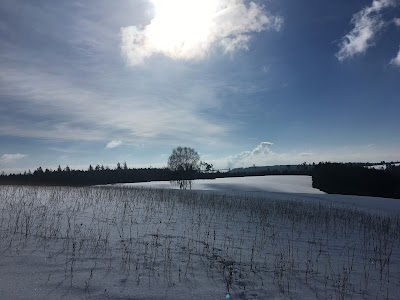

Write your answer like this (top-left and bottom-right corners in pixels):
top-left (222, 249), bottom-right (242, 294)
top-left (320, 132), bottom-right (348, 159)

top-left (200, 161), bottom-right (214, 173)
top-left (168, 146), bottom-right (200, 189)
top-left (168, 146), bottom-right (200, 172)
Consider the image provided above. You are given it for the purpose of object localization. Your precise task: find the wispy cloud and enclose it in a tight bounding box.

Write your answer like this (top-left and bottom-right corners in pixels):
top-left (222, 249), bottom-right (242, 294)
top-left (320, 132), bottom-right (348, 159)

top-left (0, 66), bottom-right (228, 145)
top-left (336, 0), bottom-right (396, 61)
top-left (106, 140), bottom-right (123, 149)
top-left (121, 0), bottom-right (283, 65)
top-left (390, 47), bottom-right (400, 66)
top-left (0, 1), bottom-right (233, 147)
top-left (0, 153), bottom-right (27, 164)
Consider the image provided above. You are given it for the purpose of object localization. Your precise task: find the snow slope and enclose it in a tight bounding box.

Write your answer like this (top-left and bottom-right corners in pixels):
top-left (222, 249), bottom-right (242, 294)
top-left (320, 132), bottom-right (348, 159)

top-left (1, 176), bottom-right (399, 300)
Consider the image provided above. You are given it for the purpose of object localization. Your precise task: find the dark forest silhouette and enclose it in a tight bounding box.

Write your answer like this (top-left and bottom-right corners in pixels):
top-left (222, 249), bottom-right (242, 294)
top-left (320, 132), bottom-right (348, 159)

top-left (0, 163), bottom-right (311, 186)
top-left (312, 162), bottom-right (400, 199)
top-left (1, 161), bottom-right (399, 199)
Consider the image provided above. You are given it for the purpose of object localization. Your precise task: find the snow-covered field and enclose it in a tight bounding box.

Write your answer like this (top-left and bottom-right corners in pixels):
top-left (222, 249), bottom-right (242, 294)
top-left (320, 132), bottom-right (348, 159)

top-left (1, 176), bottom-right (400, 299)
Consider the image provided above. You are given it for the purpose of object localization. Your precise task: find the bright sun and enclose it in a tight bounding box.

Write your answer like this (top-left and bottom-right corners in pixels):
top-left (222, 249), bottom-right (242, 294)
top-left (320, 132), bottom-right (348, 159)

top-left (146, 0), bottom-right (220, 58)
top-left (121, 0), bottom-right (278, 65)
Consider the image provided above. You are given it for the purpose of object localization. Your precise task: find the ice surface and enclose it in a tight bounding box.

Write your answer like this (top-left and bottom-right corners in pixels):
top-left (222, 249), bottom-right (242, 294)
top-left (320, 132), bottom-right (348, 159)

top-left (116, 175), bottom-right (325, 194)
top-left (115, 175), bottom-right (400, 215)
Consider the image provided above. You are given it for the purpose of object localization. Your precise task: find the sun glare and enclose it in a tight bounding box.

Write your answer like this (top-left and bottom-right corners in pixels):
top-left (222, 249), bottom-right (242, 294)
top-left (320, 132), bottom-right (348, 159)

top-left (147, 0), bottom-right (219, 58)
top-left (121, 0), bottom-right (279, 64)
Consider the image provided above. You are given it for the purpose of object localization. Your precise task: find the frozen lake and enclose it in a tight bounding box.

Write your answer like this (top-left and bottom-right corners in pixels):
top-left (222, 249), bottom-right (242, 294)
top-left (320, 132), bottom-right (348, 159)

top-left (113, 175), bottom-right (400, 215)
top-left (116, 175), bottom-right (325, 194)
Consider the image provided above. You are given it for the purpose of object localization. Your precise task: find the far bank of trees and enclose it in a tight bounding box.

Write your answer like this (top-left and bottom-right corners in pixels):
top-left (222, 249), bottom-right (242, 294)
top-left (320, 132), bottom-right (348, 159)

top-left (312, 163), bottom-right (400, 199)
top-left (0, 145), bottom-right (312, 187)
top-left (3, 146), bottom-right (398, 197)
top-left (0, 164), bottom-right (312, 187)
top-left (0, 146), bottom-right (217, 187)
top-left (0, 164), bottom-right (218, 187)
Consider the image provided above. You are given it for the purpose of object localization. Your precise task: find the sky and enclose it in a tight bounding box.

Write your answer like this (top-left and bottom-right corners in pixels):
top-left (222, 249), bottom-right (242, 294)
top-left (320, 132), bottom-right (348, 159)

top-left (0, 0), bottom-right (399, 173)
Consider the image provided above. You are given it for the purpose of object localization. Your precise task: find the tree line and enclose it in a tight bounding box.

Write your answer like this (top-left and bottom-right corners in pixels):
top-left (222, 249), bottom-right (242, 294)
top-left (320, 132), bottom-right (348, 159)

top-left (10, 146), bottom-right (399, 195)
top-left (0, 164), bottom-right (219, 187)
top-left (312, 162), bottom-right (400, 199)
top-left (0, 146), bottom-right (312, 187)
top-left (0, 147), bottom-right (215, 186)
top-left (0, 165), bottom-right (312, 187)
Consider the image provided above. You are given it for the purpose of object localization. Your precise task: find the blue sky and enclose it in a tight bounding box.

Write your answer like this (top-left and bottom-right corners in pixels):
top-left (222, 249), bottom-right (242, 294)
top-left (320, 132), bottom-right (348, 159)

top-left (0, 0), bottom-right (399, 173)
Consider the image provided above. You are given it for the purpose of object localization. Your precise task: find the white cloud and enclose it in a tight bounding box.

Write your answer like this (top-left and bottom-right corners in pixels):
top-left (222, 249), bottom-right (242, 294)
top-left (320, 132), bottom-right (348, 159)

top-left (121, 0), bottom-right (283, 65)
top-left (106, 140), bottom-right (123, 149)
top-left (390, 47), bottom-right (400, 66)
top-left (336, 0), bottom-right (396, 61)
top-left (251, 141), bottom-right (274, 155)
top-left (227, 141), bottom-right (274, 168)
top-left (394, 18), bottom-right (400, 26)
top-left (211, 143), bottom-right (400, 170)
top-left (0, 153), bottom-right (27, 164)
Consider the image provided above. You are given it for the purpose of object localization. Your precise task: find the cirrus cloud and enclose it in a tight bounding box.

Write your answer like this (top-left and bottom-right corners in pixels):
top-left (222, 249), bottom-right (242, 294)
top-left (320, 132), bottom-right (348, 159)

top-left (390, 47), bottom-right (400, 66)
top-left (120, 0), bottom-right (283, 65)
top-left (336, 0), bottom-right (397, 61)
